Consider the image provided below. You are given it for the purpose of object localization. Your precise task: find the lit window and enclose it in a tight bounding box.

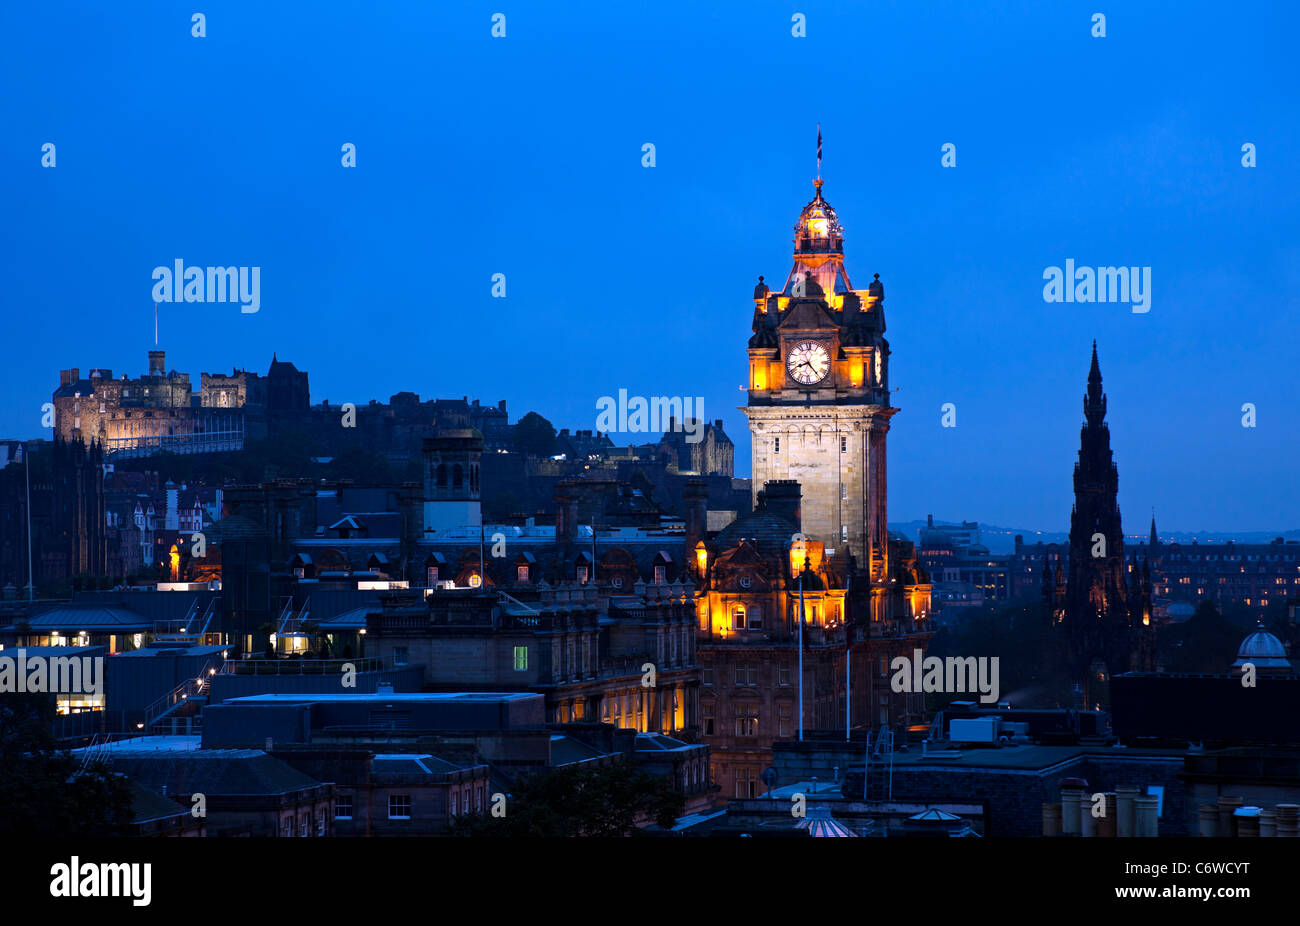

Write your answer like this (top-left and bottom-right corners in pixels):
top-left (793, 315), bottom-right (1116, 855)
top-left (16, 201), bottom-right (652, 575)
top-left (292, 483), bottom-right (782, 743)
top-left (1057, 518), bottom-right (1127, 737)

top-left (516, 564), bottom-right (529, 584)
top-left (654, 565), bottom-right (666, 584)
top-left (734, 704), bottom-right (759, 737)
top-left (513, 646), bottom-right (528, 671)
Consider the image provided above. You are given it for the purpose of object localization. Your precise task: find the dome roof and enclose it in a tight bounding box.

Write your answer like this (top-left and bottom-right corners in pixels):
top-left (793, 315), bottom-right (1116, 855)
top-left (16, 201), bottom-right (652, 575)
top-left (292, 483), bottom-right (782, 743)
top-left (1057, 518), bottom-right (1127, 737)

top-left (794, 180), bottom-right (843, 249)
top-left (1232, 622), bottom-right (1292, 671)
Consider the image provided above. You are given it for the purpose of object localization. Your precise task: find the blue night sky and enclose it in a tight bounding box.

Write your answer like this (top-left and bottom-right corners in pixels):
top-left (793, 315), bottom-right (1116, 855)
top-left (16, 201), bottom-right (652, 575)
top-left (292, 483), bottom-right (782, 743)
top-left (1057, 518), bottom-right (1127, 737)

top-left (2, 1), bottom-right (1297, 533)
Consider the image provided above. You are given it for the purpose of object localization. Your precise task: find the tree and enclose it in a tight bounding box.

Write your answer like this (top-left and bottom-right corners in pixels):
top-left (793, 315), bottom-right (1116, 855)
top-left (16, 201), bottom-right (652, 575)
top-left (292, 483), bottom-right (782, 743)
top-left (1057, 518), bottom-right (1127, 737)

top-left (512, 412), bottom-right (557, 459)
top-left (450, 762), bottom-right (685, 837)
top-left (0, 694), bottom-right (134, 837)
top-left (925, 600), bottom-right (1072, 708)
top-left (326, 442), bottom-right (396, 484)
top-left (1158, 600), bottom-right (1250, 674)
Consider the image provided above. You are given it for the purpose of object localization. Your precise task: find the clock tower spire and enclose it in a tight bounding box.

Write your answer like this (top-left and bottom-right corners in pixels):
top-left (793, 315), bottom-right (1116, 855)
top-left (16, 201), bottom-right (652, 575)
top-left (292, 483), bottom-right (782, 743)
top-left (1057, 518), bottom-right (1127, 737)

top-left (742, 154), bottom-right (898, 618)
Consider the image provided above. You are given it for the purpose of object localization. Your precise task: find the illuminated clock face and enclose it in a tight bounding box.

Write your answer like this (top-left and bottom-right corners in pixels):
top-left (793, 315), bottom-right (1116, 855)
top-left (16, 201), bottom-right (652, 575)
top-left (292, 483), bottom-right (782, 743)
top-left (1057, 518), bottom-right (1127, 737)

top-left (787, 341), bottom-right (830, 385)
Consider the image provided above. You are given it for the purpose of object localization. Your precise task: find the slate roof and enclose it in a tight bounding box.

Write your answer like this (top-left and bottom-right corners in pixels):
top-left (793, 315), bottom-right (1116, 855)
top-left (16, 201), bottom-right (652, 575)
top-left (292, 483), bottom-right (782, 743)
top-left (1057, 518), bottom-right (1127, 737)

top-left (713, 508), bottom-right (797, 555)
top-left (2, 604), bottom-right (150, 631)
top-left (372, 754), bottom-right (471, 777)
top-left (105, 750), bottom-right (327, 796)
top-left (127, 780), bottom-right (192, 825)
top-left (204, 515), bottom-right (271, 543)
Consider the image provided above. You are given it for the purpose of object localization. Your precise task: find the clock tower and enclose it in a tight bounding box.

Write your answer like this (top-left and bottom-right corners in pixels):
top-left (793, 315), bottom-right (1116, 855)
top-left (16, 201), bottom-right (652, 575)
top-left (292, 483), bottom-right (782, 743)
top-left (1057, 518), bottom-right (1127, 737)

top-left (741, 175), bottom-right (897, 610)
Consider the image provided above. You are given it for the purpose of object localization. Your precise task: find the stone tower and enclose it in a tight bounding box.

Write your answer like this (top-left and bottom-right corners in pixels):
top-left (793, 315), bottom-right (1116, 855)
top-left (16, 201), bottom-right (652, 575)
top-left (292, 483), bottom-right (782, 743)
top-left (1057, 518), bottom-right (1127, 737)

top-left (741, 174), bottom-right (896, 616)
top-left (1062, 343), bottom-right (1154, 706)
top-left (422, 429), bottom-right (483, 535)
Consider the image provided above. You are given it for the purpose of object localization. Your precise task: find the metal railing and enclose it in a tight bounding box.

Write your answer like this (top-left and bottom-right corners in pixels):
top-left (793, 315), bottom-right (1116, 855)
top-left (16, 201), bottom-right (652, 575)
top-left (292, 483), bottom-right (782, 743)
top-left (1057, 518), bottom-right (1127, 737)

top-left (218, 657), bottom-right (381, 676)
top-left (143, 658), bottom-right (219, 729)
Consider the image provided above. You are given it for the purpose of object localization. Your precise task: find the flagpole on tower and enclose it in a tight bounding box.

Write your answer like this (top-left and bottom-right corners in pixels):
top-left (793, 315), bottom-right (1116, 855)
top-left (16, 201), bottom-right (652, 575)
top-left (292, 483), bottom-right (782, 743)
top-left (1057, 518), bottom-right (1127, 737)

top-left (816, 124), bottom-right (822, 181)
top-left (154, 302), bottom-right (158, 346)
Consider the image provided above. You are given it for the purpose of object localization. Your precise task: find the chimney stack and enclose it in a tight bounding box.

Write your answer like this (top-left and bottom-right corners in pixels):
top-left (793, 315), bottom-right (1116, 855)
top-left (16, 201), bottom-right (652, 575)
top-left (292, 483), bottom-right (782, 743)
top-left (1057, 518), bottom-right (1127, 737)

top-left (763, 480), bottom-right (802, 531)
top-left (684, 479), bottom-right (709, 552)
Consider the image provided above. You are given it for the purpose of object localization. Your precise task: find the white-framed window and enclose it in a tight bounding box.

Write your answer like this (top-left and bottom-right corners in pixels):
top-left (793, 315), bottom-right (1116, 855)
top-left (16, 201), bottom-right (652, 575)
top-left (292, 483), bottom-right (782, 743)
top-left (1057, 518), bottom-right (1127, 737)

top-left (389, 795), bottom-right (412, 819)
top-left (773, 437), bottom-right (780, 453)
top-left (654, 565), bottom-right (666, 584)
top-left (841, 436), bottom-right (847, 453)
top-left (732, 605), bottom-right (746, 629)
top-left (393, 646), bottom-right (408, 666)
top-left (450, 792), bottom-right (458, 816)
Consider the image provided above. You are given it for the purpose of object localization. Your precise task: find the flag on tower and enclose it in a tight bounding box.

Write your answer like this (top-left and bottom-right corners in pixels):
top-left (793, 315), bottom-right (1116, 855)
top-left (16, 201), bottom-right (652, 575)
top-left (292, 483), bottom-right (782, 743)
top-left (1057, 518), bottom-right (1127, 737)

top-left (816, 125), bottom-right (822, 177)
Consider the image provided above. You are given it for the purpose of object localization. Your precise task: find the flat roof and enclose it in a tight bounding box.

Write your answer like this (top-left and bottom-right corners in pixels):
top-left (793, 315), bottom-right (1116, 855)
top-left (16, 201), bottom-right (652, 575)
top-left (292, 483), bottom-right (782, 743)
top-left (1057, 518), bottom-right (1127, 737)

top-left (225, 691), bottom-right (540, 704)
top-left (885, 743), bottom-right (1186, 771)
top-left (72, 735), bottom-right (202, 754)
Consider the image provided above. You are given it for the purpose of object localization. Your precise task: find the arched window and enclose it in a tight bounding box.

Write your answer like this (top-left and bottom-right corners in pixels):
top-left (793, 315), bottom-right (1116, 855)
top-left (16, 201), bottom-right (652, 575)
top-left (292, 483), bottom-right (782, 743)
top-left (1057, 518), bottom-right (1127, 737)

top-left (436, 464), bottom-right (448, 487)
top-left (732, 604), bottom-right (746, 629)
